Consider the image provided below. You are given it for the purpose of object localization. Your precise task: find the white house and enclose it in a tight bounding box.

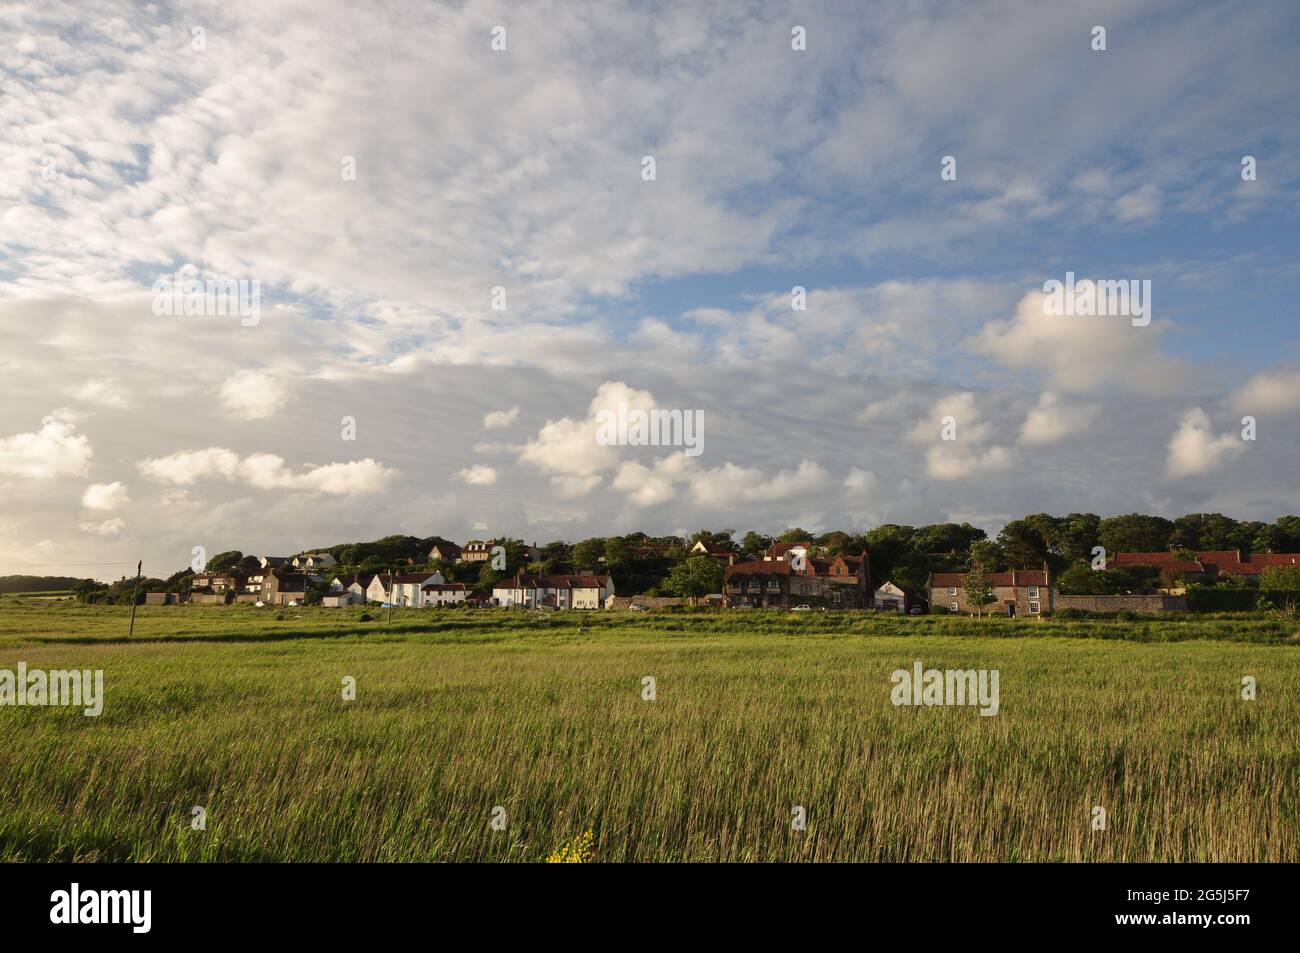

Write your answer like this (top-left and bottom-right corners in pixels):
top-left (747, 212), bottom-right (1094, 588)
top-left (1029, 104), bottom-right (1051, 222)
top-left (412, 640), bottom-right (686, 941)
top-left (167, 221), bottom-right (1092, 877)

top-left (368, 572), bottom-right (444, 606)
top-left (872, 581), bottom-right (907, 611)
top-left (421, 582), bottom-right (469, 606)
top-left (492, 573), bottom-right (614, 609)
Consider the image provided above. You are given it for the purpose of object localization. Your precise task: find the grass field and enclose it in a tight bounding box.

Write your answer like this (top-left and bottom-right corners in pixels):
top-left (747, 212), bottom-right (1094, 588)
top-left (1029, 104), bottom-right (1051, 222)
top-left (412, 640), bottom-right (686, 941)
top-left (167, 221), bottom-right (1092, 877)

top-left (1, 603), bottom-right (1297, 862)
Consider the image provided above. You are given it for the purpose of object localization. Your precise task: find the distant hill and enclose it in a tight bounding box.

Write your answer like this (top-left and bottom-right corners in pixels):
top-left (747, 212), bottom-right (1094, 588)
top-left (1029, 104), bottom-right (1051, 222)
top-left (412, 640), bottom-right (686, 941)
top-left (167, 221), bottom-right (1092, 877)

top-left (0, 575), bottom-right (90, 594)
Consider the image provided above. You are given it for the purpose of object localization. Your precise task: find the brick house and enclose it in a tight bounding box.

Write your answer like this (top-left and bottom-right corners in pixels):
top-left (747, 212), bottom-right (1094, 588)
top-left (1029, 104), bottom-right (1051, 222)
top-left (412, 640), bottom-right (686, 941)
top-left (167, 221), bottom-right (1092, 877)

top-left (724, 552), bottom-right (870, 608)
top-left (261, 570), bottom-right (314, 605)
top-left (928, 570), bottom-right (1051, 617)
top-left (190, 571), bottom-right (240, 593)
top-left (459, 540), bottom-right (497, 564)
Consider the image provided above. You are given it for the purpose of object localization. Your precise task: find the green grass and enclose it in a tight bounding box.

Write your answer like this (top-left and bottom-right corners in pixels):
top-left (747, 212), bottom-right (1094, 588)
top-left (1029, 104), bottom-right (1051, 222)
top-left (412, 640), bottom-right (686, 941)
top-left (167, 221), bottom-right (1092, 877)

top-left (1, 603), bottom-right (1297, 862)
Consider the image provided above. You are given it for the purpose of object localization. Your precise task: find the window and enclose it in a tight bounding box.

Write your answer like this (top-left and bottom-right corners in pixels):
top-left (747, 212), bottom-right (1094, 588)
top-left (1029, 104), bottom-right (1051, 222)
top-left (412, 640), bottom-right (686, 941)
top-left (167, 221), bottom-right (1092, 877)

top-left (1027, 585), bottom-right (1039, 598)
top-left (1029, 601), bottom-right (1041, 613)
top-left (947, 587), bottom-right (957, 596)
top-left (949, 602), bottom-right (959, 612)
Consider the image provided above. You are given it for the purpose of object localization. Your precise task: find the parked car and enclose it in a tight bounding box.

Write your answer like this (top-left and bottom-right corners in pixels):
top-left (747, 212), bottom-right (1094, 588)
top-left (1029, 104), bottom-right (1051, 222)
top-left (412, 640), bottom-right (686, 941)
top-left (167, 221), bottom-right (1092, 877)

top-left (909, 605), bottom-right (925, 615)
top-left (733, 604), bottom-right (754, 610)
top-left (791, 604), bottom-right (812, 611)
top-left (629, 603), bottom-right (649, 612)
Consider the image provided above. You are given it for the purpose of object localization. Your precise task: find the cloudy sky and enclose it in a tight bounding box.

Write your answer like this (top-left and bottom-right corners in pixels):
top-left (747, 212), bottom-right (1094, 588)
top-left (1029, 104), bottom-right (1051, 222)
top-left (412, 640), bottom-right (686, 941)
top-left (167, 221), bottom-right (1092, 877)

top-left (2, 0), bottom-right (1299, 579)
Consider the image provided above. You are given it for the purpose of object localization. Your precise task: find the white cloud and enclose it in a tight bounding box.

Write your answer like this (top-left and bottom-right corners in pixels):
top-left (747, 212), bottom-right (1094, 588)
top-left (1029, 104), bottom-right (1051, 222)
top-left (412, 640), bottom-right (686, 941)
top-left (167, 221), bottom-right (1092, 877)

top-left (138, 448), bottom-right (395, 494)
top-left (0, 415), bottom-right (93, 478)
top-left (1228, 367), bottom-right (1300, 414)
top-left (1019, 392), bottom-right (1099, 445)
top-left (1164, 408), bottom-right (1247, 478)
top-left (925, 444), bottom-right (1015, 481)
top-left (78, 518), bottom-right (126, 536)
top-left (219, 370), bottom-right (291, 421)
top-left (75, 378), bottom-right (132, 409)
top-left (483, 406), bottom-right (520, 429)
top-left (456, 465), bottom-right (499, 486)
top-left (688, 460), bottom-right (830, 509)
top-left (138, 448), bottom-right (241, 485)
top-left (611, 454), bottom-right (829, 510)
top-left (908, 392), bottom-right (989, 444)
top-left (973, 289), bottom-right (1188, 394)
top-left (844, 468), bottom-right (876, 492)
top-left (82, 481), bottom-right (129, 511)
top-left (518, 381), bottom-right (656, 479)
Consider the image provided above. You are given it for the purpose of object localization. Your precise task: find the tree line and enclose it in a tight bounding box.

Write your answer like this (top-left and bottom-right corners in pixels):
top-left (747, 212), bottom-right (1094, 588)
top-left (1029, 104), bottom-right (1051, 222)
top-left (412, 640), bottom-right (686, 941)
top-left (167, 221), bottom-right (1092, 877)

top-left (63, 512), bottom-right (1300, 604)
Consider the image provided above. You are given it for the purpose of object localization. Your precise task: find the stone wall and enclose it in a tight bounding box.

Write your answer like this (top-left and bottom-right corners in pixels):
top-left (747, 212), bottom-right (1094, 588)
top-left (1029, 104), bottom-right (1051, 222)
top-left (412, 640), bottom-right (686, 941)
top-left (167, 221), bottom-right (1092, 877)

top-left (609, 596), bottom-right (685, 609)
top-left (1054, 594), bottom-right (1186, 613)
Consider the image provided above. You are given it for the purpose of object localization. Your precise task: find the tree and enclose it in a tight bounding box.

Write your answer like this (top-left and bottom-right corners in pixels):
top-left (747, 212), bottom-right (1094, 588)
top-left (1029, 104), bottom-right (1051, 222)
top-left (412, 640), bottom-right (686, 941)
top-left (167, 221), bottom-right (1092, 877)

top-left (915, 523), bottom-right (986, 558)
top-left (1097, 514), bottom-right (1174, 554)
top-left (664, 556), bottom-right (724, 605)
top-left (571, 538), bottom-right (605, 571)
top-left (1057, 513), bottom-right (1102, 564)
top-left (964, 562), bottom-right (996, 617)
top-left (740, 532), bottom-right (773, 557)
top-left (998, 519), bottom-right (1049, 569)
top-left (1260, 565), bottom-right (1300, 590)
top-left (603, 537), bottom-right (632, 568)
top-left (968, 539), bottom-right (1006, 573)
top-left (539, 540), bottom-right (573, 569)
top-left (777, 527), bottom-right (815, 544)
top-left (206, 550), bottom-right (243, 573)
top-left (1273, 516), bottom-right (1300, 552)
top-left (1054, 562), bottom-right (1109, 595)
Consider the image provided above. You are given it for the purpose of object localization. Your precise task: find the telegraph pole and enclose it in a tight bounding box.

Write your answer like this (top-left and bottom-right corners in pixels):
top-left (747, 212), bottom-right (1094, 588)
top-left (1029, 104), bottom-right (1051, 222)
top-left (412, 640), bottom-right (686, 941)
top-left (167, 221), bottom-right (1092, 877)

top-left (127, 560), bottom-right (143, 638)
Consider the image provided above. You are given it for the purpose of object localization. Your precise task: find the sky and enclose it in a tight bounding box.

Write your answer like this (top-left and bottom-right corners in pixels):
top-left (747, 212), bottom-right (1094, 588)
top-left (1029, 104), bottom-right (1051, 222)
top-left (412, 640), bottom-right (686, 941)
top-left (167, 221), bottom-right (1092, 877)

top-left (1, 0), bottom-right (1299, 580)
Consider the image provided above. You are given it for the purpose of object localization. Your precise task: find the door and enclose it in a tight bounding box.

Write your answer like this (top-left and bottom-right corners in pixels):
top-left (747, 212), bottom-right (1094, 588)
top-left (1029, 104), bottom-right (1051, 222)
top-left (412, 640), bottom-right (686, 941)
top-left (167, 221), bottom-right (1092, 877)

top-left (1006, 602), bottom-right (1016, 617)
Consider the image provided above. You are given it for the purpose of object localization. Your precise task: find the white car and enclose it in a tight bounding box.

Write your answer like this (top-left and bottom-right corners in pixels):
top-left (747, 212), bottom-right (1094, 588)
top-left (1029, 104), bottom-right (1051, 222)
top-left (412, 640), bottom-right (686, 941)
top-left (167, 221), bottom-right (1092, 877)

top-left (254, 600), bottom-right (266, 607)
top-left (791, 604), bottom-right (812, 611)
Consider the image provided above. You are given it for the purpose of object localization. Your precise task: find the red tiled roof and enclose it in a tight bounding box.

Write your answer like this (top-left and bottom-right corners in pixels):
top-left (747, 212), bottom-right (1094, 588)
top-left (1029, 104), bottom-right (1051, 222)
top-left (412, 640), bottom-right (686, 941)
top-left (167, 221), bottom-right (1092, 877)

top-left (1245, 553), bottom-right (1300, 567)
top-left (543, 575), bottom-right (609, 588)
top-left (726, 560), bottom-right (795, 578)
top-left (1110, 553), bottom-right (1206, 573)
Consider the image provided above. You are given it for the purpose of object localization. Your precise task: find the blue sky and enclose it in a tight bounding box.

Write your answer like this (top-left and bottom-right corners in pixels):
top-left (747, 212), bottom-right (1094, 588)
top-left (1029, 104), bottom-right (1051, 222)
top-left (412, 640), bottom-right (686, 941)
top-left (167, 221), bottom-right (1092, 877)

top-left (1, 0), bottom-right (1298, 577)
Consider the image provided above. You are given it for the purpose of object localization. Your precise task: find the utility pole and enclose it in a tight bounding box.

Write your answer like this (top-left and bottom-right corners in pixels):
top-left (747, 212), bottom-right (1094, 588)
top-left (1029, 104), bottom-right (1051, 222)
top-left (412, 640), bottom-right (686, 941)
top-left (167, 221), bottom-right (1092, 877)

top-left (127, 560), bottom-right (143, 638)
top-left (387, 566), bottom-right (393, 624)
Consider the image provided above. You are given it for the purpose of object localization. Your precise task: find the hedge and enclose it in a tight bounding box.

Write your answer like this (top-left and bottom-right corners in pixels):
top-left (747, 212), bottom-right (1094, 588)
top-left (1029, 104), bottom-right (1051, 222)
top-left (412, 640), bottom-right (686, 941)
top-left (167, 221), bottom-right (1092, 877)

top-left (1186, 588), bottom-right (1300, 612)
